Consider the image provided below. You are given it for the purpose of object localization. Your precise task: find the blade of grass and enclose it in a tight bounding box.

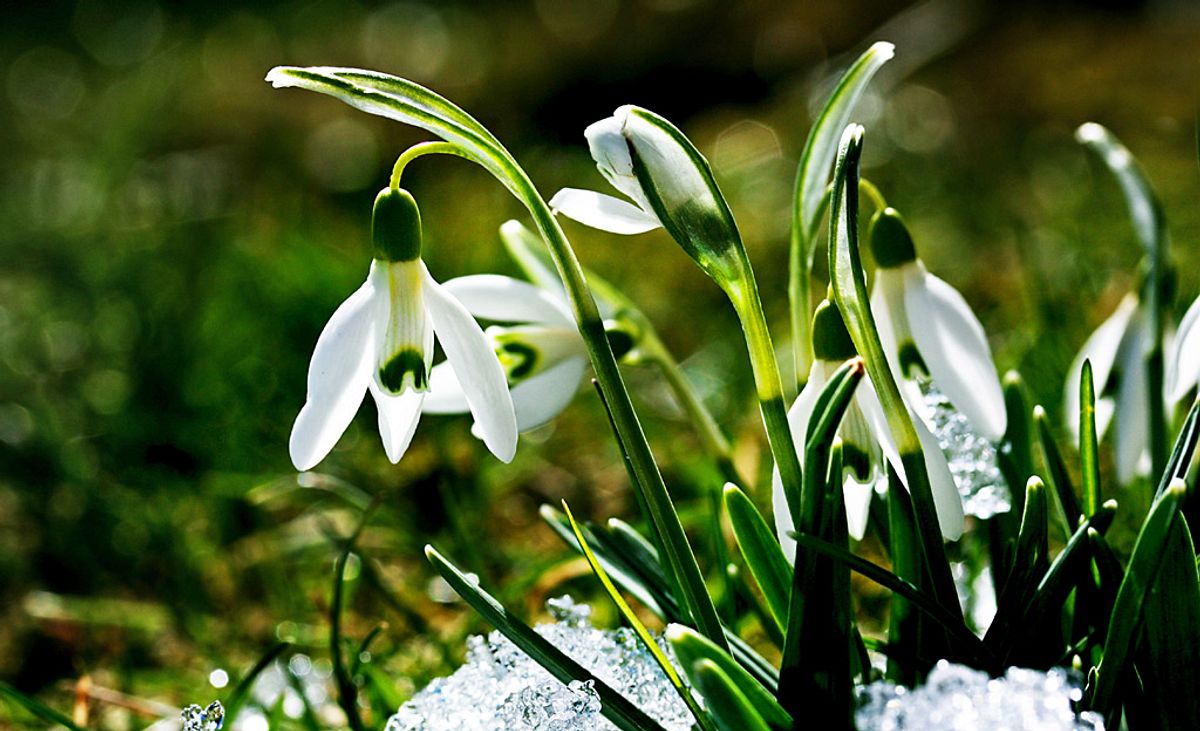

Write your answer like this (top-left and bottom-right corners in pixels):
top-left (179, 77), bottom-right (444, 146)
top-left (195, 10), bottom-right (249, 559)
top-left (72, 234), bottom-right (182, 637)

top-left (329, 498), bottom-right (383, 731)
top-left (563, 501), bottom-right (714, 731)
top-left (1034, 406), bottom-right (1081, 535)
top-left (667, 625), bottom-right (791, 728)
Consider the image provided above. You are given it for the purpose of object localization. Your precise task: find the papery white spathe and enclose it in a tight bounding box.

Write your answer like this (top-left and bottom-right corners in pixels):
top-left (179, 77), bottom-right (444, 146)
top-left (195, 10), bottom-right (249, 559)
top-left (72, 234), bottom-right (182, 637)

top-left (289, 260), bottom-right (518, 471)
top-left (772, 361), bottom-right (966, 563)
top-left (422, 275), bottom-right (589, 433)
top-left (1167, 294), bottom-right (1200, 404)
top-left (872, 260), bottom-right (1007, 443)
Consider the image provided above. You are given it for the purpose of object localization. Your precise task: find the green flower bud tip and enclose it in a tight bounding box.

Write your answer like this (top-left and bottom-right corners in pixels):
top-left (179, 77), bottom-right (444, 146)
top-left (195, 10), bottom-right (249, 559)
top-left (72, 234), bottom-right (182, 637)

top-left (868, 207), bottom-right (917, 268)
top-left (373, 187), bottom-right (422, 262)
top-left (811, 299), bottom-right (857, 362)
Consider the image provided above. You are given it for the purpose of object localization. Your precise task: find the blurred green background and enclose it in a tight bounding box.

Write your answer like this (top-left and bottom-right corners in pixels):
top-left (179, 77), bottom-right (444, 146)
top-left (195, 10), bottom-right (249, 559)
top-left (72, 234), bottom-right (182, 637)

top-left (2, 0), bottom-right (1198, 727)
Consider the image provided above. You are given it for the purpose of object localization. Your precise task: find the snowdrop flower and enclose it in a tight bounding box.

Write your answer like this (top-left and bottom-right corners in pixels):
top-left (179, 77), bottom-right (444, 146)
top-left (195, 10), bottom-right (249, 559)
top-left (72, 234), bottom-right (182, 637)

top-left (773, 299), bottom-right (965, 561)
top-left (421, 275), bottom-right (593, 432)
top-left (867, 208), bottom-right (1006, 443)
top-left (1064, 288), bottom-right (1180, 485)
top-left (289, 187), bottom-right (517, 471)
top-left (1167, 293), bottom-right (1199, 405)
top-left (549, 105), bottom-right (745, 288)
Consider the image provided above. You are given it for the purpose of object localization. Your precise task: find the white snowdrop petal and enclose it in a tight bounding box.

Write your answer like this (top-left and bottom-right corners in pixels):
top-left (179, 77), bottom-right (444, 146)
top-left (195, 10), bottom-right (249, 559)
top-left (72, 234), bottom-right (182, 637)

top-left (1167, 295), bottom-right (1200, 403)
top-left (772, 363), bottom-right (825, 563)
top-left (423, 267), bottom-right (518, 463)
top-left (1064, 295), bottom-right (1138, 440)
top-left (903, 266), bottom-right (1006, 442)
top-left (509, 356), bottom-right (588, 431)
top-left (844, 480), bottom-right (875, 542)
top-left (914, 413), bottom-right (966, 541)
top-left (441, 274), bottom-right (575, 327)
top-left (288, 272), bottom-right (378, 471)
top-left (421, 361), bottom-right (471, 414)
top-left (370, 382), bottom-right (425, 464)
top-left (549, 188), bottom-right (662, 235)
top-left (1114, 322), bottom-right (1150, 485)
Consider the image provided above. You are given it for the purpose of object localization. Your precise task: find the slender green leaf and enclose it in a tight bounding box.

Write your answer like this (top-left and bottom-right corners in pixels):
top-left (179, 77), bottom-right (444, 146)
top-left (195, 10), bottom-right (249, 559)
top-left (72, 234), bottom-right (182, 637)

top-left (787, 532), bottom-right (997, 669)
top-left (563, 502), bottom-right (713, 731)
top-left (425, 545), bottom-right (668, 731)
top-left (1080, 361), bottom-right (1102, 516)
top-left (1034, 405), bottom-right (1081, 534)
top-left (825, 123), bottom-right (961, 620)
top-left (724, 483), bottom-right (791, 634)
top-left (1086, 480), bottom-right (1188, 719)
top-left (688, 660), bottom-right (771, 731)
top-left (1136, 514), bottom-right (1200, 730)
top-left (986, 477), bottom-right (1050, 652)
top-left (0, 682), bottom-right (89, 731)
top-left (790, 42), bottom-right (895, 382)
top-left (1156, 397), bottom-right (1199, 499)
top-left (999, 371), bottom-right (1035, 515)
top-left (668, 626), bottom-right (791, 729)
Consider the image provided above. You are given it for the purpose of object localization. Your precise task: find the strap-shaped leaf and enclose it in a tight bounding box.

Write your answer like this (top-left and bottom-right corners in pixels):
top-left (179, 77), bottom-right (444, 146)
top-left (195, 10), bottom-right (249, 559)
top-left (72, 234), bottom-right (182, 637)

top-left (1034, 405), bottom-right (1081, 534)
top-left (667, 625), bottom-right (791, 729)
top-left (793, 42), bottom-right (895, 244)
top-left (1079, 360), bottom-right (1102, 517)
top-left (1086, 480), bottom-right (1187, 719)
top-left (985, 477), bottom-right (1050, 651)
top-left (1076, 123), bottom-right (1166, 258)
top-left (688, 660), bottom-right (772, 731)
top-left (425, 545), bottom-right (668, 731)
top-left (825, 123), bottom-right (961, 620)
top-left (268, 67), bottom-right (515, 190)
top-left (724, 483), bottom-right (790, 635)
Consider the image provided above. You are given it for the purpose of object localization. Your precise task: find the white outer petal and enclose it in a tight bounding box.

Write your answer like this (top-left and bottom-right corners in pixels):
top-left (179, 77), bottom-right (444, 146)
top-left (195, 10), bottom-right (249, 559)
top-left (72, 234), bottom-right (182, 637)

top-left (903, 264), bottom-right (1006, 441)
top-left (844, 480), bottom-right (874, 542)
top-left (870, 270), bottom-right (907, 385)
top-left (440, 274), bottom-right (575, 326)
top-left (421, 361), bottom-right (470, 414)
top-left (860, 376), bottom-right (964, 541)
top-left (1064, 295), bottom-right (1138, 441)
top-left (772, 363), bottom-right (826, 563)
top-left (1114, 316), bottom-right (1150, 485)
top-left (585, 110), bottom-right (648, 206)
top-left (549, 188), bottom-right (662, 235)
top-left (1167, 295), bottom-right (1200, 403)
top-left (423, 266), bottom-right (518, 463)
top-left (370, 382), bottom-right (425, 463)
top-left (510, 356), bottom-right (588, 431)
top-left (288, 272), bottom-right (378, 471)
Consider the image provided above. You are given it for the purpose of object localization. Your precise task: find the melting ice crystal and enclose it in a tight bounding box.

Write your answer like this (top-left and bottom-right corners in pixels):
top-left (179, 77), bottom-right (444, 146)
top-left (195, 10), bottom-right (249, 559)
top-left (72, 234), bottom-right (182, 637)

top-left (386, 595), bottom-right (692, 731)
top-left (857, 660), bottom-right (1105, 731)
top-left (920, 382), bottom-right (1012, 519)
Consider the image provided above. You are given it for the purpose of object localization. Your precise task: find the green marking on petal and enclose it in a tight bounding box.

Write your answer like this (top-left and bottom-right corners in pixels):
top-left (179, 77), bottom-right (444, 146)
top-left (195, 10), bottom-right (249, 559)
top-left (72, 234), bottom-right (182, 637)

top-left (379, 348), bottom-right (427, 394)
top-left (500, 341), bottom-right (539, 381)
top-left (841, 442), bottom-right (872, 484)
top-left (898, 341), bottom-right (927, 379)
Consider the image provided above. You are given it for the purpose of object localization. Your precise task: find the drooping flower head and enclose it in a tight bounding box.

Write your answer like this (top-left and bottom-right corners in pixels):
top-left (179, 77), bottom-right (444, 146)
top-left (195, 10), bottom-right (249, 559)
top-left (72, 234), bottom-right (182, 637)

top-left (867, 208), bottom-right (1007, 443)
top-left (773, 298), bottom-right (965, 560)
top-left (289, 187), bottom-right (517, 471)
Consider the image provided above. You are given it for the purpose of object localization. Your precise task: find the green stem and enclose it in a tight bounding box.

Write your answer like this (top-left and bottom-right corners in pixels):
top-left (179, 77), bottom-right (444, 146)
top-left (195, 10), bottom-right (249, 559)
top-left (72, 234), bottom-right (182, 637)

top-left (727, 270), bottom-right (805, 520)
top-left (508, 168), bottom-right (730, 652)
top-left (389, 141), bottom-right (470, 189)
